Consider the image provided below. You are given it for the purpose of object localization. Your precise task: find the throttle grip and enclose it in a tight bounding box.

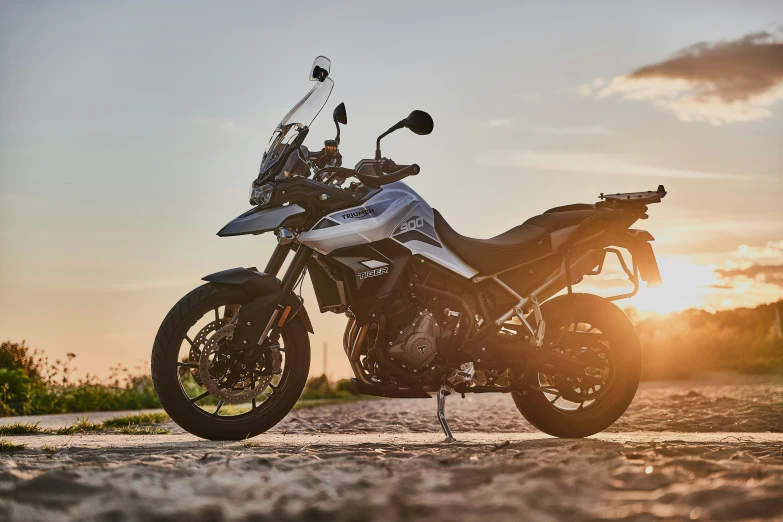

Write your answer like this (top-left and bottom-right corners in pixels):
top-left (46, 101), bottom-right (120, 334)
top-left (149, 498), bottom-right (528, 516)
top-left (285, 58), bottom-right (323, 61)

top-left (381, 159), bottom-right (419, 176)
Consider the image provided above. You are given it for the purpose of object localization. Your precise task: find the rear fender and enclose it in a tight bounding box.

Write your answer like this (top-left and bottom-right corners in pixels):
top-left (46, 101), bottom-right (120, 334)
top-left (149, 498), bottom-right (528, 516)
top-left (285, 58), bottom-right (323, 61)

top-left (202, 267), bottom-right (314, 334)
top-left (604, 230), bottom-right (661, 287)
top-left (625, 230), bottom-right (662, 287)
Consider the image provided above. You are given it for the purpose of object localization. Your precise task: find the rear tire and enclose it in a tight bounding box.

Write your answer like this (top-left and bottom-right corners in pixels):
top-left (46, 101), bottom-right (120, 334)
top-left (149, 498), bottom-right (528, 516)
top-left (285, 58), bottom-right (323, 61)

top-left (512, 293), bottom-right (641, 438)
top-left (151, 283), bottom-right (310, 440)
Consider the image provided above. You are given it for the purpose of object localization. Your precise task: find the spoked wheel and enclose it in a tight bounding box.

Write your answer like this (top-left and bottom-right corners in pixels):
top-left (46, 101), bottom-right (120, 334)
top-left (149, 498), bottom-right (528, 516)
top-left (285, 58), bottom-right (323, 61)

top-left (151, 283), bottom-right (310, 440)
top-left (512, 293), bottom-right (641, 438)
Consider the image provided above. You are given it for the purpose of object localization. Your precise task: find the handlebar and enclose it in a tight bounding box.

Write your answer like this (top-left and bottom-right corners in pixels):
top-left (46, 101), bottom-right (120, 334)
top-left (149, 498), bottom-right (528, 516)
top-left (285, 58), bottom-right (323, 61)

top-left (316, 158), bottom-right (419, 188)
top-left (374, 162), bottom-right (419, 184)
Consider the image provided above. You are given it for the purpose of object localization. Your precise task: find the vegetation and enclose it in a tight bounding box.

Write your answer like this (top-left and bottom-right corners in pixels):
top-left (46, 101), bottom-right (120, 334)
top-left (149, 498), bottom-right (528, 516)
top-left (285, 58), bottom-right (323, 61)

top-left (0, 438), bottom-right (26, 452)
top-left (116, 426), bottom-right (169, 435)
top-left (54, 417), bottom-right (104, 435)
top-left (0, 422), bottom-right (44, 436)
top-left (0, 341), bottom-right (159, 416)
top-left (299, 374), bottom-right (359, 401)
top-left (101, 412), bottom-right (169, 428)
top-left (293, 397), bottom-right (365, 410)
top-left (630, 301), bottom-right (783, 380)
top-left (0, 414), bottom-right (172, 435)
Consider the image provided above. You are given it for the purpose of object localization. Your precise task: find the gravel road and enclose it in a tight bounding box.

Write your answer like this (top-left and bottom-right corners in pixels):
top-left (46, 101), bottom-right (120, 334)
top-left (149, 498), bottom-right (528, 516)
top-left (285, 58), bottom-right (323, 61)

top-left (1, 375), bottom-right (782, 521)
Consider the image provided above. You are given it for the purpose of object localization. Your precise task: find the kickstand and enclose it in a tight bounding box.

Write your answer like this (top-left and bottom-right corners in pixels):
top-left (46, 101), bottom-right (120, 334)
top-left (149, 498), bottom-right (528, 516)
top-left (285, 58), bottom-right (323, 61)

top-left (437, 385), bottom-right (456, 443)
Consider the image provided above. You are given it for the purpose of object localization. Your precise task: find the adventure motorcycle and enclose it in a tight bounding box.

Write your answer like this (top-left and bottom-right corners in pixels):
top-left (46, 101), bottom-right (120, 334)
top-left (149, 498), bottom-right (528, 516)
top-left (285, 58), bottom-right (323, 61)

top-left (152, 56), bottom-right (667, 441)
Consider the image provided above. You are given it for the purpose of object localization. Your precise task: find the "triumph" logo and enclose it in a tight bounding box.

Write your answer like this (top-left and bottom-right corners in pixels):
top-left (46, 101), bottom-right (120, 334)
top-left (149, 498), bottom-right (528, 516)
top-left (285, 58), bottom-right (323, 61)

top-left (341, 208), bottom-right (376, 220)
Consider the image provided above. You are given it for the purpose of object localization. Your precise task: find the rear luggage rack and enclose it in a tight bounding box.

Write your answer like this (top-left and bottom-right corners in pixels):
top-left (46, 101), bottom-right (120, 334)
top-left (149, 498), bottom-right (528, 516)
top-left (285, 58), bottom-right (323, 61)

top-left (599, 185), bottom-right (667, 206)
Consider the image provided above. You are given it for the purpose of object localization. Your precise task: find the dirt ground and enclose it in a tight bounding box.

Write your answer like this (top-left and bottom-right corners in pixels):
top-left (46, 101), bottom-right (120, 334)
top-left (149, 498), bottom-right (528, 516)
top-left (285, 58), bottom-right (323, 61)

top-left (1, 375), bottom-right (782, 521)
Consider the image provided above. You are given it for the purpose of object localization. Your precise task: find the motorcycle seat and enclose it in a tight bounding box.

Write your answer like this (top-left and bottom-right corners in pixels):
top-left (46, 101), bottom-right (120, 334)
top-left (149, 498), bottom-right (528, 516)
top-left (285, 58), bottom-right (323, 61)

top-left (433, 207), bottom-right (610, 274)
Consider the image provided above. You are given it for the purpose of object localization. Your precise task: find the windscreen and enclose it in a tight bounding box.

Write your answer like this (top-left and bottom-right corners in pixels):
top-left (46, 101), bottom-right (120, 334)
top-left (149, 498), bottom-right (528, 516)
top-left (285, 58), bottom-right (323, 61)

top-left (259, 78), bottom-right (334, 176)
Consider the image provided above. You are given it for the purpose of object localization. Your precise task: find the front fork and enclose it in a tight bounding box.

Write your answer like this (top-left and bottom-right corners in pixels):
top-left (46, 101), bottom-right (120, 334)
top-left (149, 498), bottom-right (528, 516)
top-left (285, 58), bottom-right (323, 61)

top-left (255, 243), bottom-right (313, 344)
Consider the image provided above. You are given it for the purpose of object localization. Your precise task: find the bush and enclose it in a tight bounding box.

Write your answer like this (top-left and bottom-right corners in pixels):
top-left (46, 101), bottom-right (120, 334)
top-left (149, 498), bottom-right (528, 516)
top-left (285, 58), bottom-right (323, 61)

top-left (634, 301), bottom-right (783, 380)
top-left (0, 340), bottom-right (160, 416)
top-left (299, 374), bottom-right (358, 401)
top-left (0, 341), bottom-right (45, 382)
top-left (0, 368), bottom-right (32, 413)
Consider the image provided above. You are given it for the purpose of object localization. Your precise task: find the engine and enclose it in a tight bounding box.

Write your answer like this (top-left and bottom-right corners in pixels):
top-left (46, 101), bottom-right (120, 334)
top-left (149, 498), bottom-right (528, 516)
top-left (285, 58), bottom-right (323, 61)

top-left (367, 270), bottom-right (465, 380)
top-left (387, 312), bottom-right (441, 370)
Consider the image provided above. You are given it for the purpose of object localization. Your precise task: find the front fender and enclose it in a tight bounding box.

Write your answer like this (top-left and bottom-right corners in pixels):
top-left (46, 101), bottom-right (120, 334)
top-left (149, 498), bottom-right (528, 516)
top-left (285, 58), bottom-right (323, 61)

top-left (202, 267), bottom-right (314, 333)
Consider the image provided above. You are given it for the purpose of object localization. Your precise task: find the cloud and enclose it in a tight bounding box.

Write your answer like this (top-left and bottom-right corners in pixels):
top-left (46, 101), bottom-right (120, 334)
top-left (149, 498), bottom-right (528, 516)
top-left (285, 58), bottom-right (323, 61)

top-left (488, 118), bottom-right (512, 127)
top-left (476, 149), bottom-right (751, 180)
top-left (715, 240), bottom-right (783, 289)
top-left (733, 240), bottom-right (783, 261)
top-left (716, 264), bottom-right (783, 287)
top-left (576, 31), bottom-right (783, 125)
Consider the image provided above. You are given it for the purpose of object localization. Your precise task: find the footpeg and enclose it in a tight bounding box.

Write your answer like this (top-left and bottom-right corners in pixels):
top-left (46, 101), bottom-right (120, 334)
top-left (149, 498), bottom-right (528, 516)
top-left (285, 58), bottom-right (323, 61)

top-left (437, 385), bottom-right (456, 443)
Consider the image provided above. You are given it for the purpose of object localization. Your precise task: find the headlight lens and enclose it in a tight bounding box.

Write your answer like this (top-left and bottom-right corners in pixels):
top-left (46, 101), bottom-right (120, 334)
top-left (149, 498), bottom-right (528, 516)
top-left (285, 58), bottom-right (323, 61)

top-left (249, 183), bottom-right (273, 205)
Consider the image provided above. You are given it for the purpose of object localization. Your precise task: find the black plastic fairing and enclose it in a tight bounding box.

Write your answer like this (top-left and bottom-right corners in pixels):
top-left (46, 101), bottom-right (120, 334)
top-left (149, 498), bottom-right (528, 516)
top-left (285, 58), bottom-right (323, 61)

top-left (326, 239), bottom-right (412, 324)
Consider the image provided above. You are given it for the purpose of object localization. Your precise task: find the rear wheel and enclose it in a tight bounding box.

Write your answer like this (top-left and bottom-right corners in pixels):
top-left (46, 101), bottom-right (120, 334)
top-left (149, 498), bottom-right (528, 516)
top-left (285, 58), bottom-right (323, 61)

top-left (151, 283), bottom-right (310, 440)
top-left (512, 293), bottom-right (641, 438)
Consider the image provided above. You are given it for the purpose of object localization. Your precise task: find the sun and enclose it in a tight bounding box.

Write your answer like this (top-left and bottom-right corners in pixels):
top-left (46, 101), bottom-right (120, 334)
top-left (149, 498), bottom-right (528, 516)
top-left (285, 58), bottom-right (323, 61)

top-left (626, 258), bottom-right (719, 314)
top-left (575, 256), bottom-right (722, 315)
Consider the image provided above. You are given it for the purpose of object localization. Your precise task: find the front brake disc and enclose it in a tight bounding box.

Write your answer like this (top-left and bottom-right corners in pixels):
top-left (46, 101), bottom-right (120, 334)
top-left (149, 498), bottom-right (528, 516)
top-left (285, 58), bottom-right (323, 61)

top-left (188, 319), bottom-right (228, 386)
top-left (198, 324), bottom-right (273, 404)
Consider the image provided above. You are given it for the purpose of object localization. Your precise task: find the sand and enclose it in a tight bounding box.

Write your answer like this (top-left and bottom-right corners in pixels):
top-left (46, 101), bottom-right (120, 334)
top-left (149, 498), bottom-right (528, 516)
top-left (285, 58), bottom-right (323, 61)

top-left (1, 375), bottom-right (782, 521)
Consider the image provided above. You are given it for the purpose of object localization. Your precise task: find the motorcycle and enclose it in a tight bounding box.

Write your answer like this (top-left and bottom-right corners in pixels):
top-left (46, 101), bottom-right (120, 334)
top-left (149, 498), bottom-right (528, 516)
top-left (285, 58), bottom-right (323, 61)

top-left (152, 56), bottom-right (667, 441)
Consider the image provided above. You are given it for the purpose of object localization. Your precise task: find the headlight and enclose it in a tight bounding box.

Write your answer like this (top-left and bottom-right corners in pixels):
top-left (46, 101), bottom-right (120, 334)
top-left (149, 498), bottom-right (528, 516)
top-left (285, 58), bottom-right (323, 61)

top-left (249, 183), bottom-right (273, 205)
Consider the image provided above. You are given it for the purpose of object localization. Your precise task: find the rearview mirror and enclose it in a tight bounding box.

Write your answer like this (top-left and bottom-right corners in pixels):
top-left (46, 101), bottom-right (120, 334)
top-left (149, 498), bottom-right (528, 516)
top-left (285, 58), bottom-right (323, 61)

top-left (333, 102), bottom-right (347, 143)
top-left (375, 109), bottom-right (434, 159)
top-left (333, 102), bottom-right (347, 125)
top-left (403, 110), bottom-right (434, 135)
top-left (310, 56), bottom-right (331, 82)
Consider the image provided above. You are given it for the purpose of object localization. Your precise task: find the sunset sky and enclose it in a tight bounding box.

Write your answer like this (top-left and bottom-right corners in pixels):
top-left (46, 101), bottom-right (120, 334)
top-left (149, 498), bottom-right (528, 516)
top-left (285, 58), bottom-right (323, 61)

top-left (1, 1), bottom-right (782, 379)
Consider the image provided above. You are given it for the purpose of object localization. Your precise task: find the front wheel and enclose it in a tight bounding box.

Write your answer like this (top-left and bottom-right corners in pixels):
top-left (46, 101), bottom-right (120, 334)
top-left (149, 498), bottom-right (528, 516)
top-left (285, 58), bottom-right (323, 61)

top-left (512, 293), bottom-right (641, 438)
top-left (151, 283), bottom-right (310, 440)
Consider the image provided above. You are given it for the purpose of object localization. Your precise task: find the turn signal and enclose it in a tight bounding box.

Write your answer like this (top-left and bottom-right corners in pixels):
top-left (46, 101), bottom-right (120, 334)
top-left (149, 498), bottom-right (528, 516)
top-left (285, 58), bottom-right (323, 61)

top-left (277, 305), bottom-right (292, 328)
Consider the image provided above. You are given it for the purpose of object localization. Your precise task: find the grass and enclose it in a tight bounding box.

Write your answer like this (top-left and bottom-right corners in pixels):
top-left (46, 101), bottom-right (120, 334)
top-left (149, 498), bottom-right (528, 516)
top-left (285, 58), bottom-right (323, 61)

top-left (53, 414), bottom-right (172, 435)
top-left (116, 426), bottom-right (169, 435)
top-left (0, 438), bottom-right (26, 452)
top-left (40, 444), bottom-right (57, 453)
top-left (101, 412), bottom-right (169, 428)
top-left (55, 417), bottom-right (104, 435)
top-left (0, 413), bottom-right (174, 436)
top-left (0, 421), bottom-right (44, 435)
top-left (293, 396), bottom-right (369, 410)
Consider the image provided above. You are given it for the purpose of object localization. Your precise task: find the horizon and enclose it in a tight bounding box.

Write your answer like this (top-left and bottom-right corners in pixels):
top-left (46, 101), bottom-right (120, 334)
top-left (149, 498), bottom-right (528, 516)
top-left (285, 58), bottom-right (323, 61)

top-left (1, 1), bottom-right (782, 380)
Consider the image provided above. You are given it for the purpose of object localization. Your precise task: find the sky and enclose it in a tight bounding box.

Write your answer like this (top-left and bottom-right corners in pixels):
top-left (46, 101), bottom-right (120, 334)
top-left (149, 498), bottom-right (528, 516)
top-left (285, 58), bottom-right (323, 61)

top-left (1, 1), bottom-right (782, 380)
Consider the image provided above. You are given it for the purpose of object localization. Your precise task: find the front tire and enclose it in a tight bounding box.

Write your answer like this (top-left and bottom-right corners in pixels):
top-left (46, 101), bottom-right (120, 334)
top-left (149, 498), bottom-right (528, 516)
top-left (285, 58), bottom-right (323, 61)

top-left (512, 293), bottom-right (641, 438)
top-left (151, 283), bottom-right (310, 440)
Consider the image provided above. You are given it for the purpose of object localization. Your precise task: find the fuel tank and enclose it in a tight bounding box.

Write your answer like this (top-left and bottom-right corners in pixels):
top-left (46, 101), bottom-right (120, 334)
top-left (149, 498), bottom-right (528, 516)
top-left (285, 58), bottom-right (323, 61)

top-left (297, 182), bottom-right (477, 278)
